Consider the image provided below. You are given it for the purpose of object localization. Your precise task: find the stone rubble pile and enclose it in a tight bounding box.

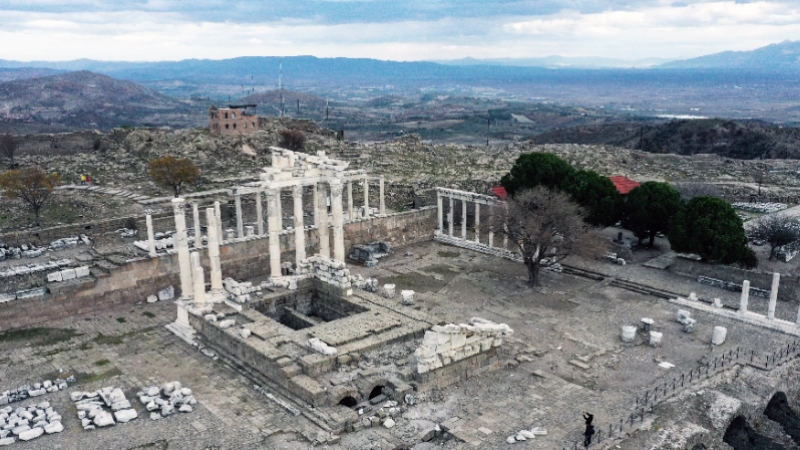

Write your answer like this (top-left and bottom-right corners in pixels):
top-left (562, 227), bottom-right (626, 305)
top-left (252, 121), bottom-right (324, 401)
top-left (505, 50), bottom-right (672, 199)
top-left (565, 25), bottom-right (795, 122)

top-left (137, 382), bottom-right (197, 420)
top-left (604, 252), bottom-right (627, 265)
top-left (115, 228), bottom-right (138, 238)
top-left (0, 401), bottom-right (64, 445)
top-left (351, 275), bottom-right (378, 293)
top-left (505, 427), bottom-right (548, 443)
top-left (413, 318), bottom-right (514, 374)
top-left (677, 309), bottom-right (697, 333)
top-left (147, 285), bottom-right (175, 303)
top-left (1, 377), bottom-right (73, 405)
top-left (0, 259), bottom-right (72, 279)
top-left (224, 278), bottom-right (262, 303)
top-left (71, 386), bottom-right (138, 430)
top-left (308, 338), bottom-right (337, 356)
top-left (732, 202), bottom-right (787, 213)
top-left (302, 255), bottom-right (353, 290)
top-left (0, 236), bottom-right (91, 262)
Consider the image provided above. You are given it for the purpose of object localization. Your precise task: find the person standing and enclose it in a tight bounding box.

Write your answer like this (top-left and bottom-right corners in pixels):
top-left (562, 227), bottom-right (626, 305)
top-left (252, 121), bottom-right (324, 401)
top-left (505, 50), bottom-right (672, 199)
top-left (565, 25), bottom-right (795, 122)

top-left (583, 412), bottom-right (595, 447)
top-left (80, 174), bottom-right (86, 185)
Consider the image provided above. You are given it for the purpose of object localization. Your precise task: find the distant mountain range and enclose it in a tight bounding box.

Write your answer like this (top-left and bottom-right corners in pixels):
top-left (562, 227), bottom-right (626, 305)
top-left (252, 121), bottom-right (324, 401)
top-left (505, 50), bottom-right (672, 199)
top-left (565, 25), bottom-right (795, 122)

top-left (0, 71), bottom-right (195, 132)
top-left (659, 40), bottom-right (800, 70)
top-left (434, 56), bottom-right (671, 69)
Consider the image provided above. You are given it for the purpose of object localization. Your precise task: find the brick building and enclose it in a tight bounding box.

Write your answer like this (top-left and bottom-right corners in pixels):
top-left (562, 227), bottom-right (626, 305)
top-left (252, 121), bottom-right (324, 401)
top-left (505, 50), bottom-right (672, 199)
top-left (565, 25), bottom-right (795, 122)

top-left (209, 105), bottom-right (259, 135)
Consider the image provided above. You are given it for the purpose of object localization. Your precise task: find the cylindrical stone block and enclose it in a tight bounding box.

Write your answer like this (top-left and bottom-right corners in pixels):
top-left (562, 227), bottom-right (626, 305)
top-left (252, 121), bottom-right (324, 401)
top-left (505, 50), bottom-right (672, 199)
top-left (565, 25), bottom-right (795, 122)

top-left (401, 290), bottom-right (414, 305)
top-left (383, 284), bottom-right (396, 299)
top-left (649, 331), bottom-right (662, 347)
top-left (620, 326), bottom-right (636, 343)
top-left (712, 326), bottom-right (727, 346)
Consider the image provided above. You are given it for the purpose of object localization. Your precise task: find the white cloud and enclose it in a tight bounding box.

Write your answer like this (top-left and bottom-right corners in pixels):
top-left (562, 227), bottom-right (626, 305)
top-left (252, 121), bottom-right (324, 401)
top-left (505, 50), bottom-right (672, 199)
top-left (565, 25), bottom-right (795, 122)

top-left (0, 1), bottom-right (799, 61)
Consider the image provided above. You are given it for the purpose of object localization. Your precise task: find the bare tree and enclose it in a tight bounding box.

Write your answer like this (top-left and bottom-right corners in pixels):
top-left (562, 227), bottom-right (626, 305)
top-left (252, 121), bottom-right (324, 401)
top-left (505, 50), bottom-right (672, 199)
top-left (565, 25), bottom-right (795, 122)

top-left (673, 180), bottom-right (722, 201)
top-left (0, 167), bottom-right (60, 225)
top-left (752, 166), bottom-right (767, 196)
top-left (493, 186), bottom-right (606, 286)
top-left (0, 134), bottom-right (16, 167)
top-left (749, 213), bottom-right (799, 261)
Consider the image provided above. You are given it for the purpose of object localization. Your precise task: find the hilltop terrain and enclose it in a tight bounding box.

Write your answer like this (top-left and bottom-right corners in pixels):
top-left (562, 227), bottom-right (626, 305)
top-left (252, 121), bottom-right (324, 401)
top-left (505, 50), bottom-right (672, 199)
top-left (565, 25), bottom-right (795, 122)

top-left (0, 71), bottom-right (199, 133)
top-left (529, 118), bottom-right (800, 159)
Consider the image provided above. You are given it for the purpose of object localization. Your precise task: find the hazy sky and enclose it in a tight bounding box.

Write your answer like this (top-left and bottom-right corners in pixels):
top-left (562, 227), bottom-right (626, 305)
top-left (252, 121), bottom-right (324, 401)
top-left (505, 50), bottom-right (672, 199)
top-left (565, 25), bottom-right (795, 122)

top-left (1, 0), bottom-right (799, 62)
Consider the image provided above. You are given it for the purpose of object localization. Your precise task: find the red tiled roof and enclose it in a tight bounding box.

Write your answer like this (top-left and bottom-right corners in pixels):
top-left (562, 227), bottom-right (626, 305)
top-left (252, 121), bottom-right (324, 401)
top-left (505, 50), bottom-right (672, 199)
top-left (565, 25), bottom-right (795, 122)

top-left (491, 186), bottom-right (508, 200)
top-left (608, 176), bottom-right (640, 195)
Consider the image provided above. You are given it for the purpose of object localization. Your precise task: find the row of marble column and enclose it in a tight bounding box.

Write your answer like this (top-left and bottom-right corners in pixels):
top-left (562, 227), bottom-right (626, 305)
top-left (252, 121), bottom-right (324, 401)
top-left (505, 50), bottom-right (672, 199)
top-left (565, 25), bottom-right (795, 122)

top-left (739, 274), bottom-right (800, 324)
top-left (436, 193), bottom-right (507, 249)
top-left (233, 175), bottom-right (386, 242)
top-left (170, 198), bottom-right (224, 304)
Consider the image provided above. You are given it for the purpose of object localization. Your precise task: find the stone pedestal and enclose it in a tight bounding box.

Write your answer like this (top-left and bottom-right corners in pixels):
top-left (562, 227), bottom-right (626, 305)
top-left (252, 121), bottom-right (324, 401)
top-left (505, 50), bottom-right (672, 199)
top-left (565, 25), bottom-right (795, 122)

top-left (740, 280), bottom-right (750, 314)
top-left (641, 318), bottom-right (654, 332)
top-left (383, 284), bottom-right (396, 299)
top-left (401, 290), bottom-right (414, 305)
top-left (293, 185), bottom-right (306, 263)
top-left (205, 208), bottom-right (223, 294)
top-left (172, 199), bottom-right (193, 301)
top-left (245, 226), bottom-right (254, 237)
top-left (166, 301), bottom-right (196, 345)
top-left (146, 214), bottom-right (157, 257)
top-left (768, 272), bottom-right (780, 320)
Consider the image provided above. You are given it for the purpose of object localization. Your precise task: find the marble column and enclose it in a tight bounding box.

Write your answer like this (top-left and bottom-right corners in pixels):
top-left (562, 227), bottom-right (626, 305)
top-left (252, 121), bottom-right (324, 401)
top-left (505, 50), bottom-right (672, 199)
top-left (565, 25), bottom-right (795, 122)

top-left (234, 191), bottom-right (243, 239)
top-left (347, 180), bottom-right (354, 222)
top-left (214, 201), bottom-right (223, 242)
top-left (293, 185), bottom-right (306, 264)
top-left (190, 251), bottom-right (206, 306)
top-left (172, 198), bottom-right (193, 301)
top-left (146, 214), bottom-right (156, 257)
top-left (739, 280), bottom-right (750, 314)
top-left (205, 207), bottom-right (223, 294)
top-left (330, 180), bottom-right (345, 262)
top-left (267, 188), bottom-right (282, 279)
top-left (448, 197), bottom-right (454, 236)
top-left (768, 272), bottom-right (780, 320)
top-left (363, 176), bottom-right (370, 218)
top-left (379, 175), bottom-right (385, 215)
top-left (474, 203), bottom-right (480, 243)
top-left (487, 204), bottom-right (494, 248)
top-left (192, 202), bottom-right (202, 249)
top-left (461, 199), bottom-right (468, 239)
top-left (256, 191), bottom-right (264, 236)
top-left (313, 184), bottom-right (319, 225)
top-left (317, 183), bottom-right (330, 258)
top-left (437, 193), bottom-right (443, 232)
top-left (796, 302), bottom-right (800, 326)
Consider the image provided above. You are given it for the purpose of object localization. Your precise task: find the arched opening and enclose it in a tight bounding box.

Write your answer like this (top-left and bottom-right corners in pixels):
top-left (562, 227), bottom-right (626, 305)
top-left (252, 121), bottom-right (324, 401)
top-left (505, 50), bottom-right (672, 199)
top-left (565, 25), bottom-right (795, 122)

top-left (369, 385), bottom-right (385, 400)
top-left (338, 396), bottom-right (358, 408)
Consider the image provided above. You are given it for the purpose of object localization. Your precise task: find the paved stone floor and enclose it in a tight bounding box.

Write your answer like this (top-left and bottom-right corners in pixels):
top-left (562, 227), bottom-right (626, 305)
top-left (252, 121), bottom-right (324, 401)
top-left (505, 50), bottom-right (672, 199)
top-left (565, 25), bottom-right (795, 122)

top-left (0, 240), bottom-right (798, 449)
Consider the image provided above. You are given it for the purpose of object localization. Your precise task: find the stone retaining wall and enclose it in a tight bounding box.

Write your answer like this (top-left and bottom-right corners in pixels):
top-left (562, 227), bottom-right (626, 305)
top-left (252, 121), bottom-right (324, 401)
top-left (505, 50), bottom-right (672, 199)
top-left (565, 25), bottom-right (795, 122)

top-left (668, 258), bottom-right (800, 302)
top-left (0, 207), bottom-right (437, 330)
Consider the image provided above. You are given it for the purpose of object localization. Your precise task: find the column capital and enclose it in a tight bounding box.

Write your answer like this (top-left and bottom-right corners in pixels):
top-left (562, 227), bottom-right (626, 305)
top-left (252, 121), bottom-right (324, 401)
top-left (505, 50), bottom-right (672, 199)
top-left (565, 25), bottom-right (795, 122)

top-left (329, 180), bottom-right (344, 197)
top-left (172, 197), bottom-right (186, 213)
top-left (266, 187), bottom-right (280, 198)
top-left (292, 184), bottom-right (304, 198)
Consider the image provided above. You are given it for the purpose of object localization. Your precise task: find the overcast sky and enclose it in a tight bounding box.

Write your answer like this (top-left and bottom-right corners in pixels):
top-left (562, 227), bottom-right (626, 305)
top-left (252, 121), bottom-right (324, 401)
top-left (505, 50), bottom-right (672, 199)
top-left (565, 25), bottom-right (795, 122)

top-left (1, 0), bottom-right (799, 62)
